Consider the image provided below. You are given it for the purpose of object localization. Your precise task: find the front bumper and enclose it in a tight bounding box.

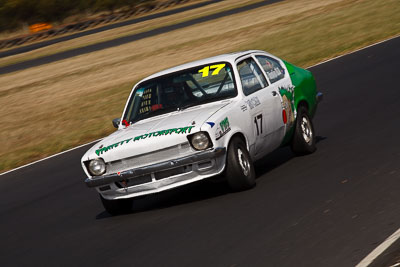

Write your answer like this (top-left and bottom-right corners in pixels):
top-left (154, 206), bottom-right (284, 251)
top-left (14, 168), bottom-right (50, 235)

top-left (85, 147), bottom-right (226, 196)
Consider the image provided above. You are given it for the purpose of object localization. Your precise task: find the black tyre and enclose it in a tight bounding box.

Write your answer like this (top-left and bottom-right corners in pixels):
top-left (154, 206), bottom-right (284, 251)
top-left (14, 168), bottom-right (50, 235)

top-left (225, 137), bottom-right (256, 191)
top-left (100, 194), bottom-right (132, 215)
top-left (291, 105), bottom-right (316, 155)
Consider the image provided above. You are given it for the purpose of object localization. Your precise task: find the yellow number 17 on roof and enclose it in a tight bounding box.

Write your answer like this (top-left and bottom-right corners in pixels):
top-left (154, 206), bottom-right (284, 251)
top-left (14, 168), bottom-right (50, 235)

top-left (198, 64), bottom-right (226, 77)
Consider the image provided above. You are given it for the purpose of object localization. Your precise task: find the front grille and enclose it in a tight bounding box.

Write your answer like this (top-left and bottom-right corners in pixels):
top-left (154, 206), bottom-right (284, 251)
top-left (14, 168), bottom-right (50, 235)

top-left (154, 165), bottom-right (192, 180)
top-left (114, 164), bottom-right (192, 187)
top-left (106, 142), bottom-right (193, 175)
top-left (115, 174), bottom-right (152, 188)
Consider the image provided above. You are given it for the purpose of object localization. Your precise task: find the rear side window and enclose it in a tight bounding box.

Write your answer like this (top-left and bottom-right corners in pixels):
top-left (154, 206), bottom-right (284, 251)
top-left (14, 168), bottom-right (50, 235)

top-left (256, 55), bottom-right (285, 83)
top-left (237, 58), bottom-right (268, 95)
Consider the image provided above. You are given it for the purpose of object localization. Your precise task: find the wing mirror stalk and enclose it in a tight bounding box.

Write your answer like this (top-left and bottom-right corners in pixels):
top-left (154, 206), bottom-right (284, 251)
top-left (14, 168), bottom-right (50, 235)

top-left (112, 118), bottom-right (121, 128)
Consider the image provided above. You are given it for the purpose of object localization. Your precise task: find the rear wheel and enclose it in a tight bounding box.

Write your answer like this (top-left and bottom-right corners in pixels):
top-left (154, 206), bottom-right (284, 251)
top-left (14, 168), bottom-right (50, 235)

top-left (225, 137), bottom-right (256, 191)
top-left (291, 106), bottom-right (316, 155)
top-left (100, 194), bottom-right (132, 216)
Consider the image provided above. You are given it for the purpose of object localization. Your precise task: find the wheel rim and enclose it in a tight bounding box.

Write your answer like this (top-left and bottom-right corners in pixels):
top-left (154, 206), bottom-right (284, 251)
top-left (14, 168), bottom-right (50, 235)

top-left (237, 148), bottom-right (250, 176)
top-left (300, 116), bottom-right (313, 144)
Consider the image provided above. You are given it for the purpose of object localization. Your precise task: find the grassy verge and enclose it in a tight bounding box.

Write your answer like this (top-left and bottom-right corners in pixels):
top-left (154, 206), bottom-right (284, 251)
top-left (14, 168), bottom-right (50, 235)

top-left (0, 0), bottom-right (260, 68)
top-left (0, 0), bottom-right (213, 40)
top-left (244, 0), bottom-right (400, 67)
top-left (1, 0), bottom-right (399, 173)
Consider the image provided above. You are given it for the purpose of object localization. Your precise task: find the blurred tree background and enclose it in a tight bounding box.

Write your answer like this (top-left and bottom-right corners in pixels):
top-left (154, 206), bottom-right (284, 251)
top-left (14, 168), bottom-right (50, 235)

top-left (0, 0), bottom-right (152, 32)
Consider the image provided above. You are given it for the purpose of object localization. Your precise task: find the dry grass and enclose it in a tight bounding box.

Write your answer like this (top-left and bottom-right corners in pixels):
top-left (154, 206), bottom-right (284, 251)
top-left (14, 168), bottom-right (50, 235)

top-left (0, 0), bottom-right (214, 41)
top-left (0, 0), bottom-right (260, 67)
top-left (0, 0), bottom-right (399, 172)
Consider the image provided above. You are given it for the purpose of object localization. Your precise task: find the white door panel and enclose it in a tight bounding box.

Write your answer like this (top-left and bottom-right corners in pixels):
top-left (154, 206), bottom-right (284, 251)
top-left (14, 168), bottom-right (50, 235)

top-left (237, 56), bottom-right (285, 158)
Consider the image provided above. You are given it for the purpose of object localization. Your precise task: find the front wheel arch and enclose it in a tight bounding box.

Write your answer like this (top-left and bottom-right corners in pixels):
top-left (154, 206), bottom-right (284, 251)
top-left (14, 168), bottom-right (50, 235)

top-left (228, 132), bottom-right (248, 151)
top-left (223, 131), bottom-right (253, 164)
top-left (223, 136), bottom-right (256, 191)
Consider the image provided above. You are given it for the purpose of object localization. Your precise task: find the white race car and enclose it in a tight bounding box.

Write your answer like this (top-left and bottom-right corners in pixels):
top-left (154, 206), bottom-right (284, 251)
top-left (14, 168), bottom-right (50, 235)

top-left (81, 50), bottom-right (322, 215)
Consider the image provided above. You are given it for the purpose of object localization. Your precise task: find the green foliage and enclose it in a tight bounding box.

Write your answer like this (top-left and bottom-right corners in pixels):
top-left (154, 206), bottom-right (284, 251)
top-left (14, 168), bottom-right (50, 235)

top-left (0, 0), bottom-right (150, 32)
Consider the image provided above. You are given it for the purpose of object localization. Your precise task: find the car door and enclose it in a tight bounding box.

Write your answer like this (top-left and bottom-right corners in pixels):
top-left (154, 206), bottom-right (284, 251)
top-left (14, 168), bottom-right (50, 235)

top-left (237, 56), bottom-right (285, 158)
top-left (254, 54), bottom-right (296, 134)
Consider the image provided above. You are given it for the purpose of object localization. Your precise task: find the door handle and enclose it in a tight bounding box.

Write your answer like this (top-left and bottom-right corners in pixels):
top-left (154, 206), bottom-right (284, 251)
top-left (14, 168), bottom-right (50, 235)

top-left (271, 91), bottom-right (278, 96)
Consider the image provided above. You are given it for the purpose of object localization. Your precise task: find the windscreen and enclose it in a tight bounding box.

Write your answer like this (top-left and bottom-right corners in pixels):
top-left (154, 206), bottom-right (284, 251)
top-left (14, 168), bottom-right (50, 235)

top-left (123, 62), bottom-right (237, 123)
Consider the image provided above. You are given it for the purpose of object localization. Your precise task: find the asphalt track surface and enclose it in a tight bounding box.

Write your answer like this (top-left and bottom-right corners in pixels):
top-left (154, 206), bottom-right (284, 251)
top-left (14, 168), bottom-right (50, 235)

top-left (0, 0), bottom-right (282, 75)
top-left (0, 0), bottom-right (222, 59)
top-left (1, 37), bottom-right (400, 266)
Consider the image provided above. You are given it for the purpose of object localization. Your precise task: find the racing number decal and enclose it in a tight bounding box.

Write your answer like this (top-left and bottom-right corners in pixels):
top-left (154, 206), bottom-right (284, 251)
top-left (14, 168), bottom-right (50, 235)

top-left (198, 64), bottom-right (226, 77)
top-left (254, 114), bottom-right (263, 136)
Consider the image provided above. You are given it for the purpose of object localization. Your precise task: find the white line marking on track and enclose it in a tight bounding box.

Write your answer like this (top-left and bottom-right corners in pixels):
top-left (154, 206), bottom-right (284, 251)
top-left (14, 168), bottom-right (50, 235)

top-left (0, 139), bottom-right (100, 176)
top-left (1, 34), bottom-right (399, 177)
top-left (356, 228), bottom-right (400, 267)
top-left (307, 34), bottom-right (400, 69)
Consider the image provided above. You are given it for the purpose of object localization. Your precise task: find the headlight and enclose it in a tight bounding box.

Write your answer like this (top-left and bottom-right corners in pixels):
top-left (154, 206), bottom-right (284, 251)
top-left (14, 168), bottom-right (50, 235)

top-left (88, 158), bottom-right (106, 176)
top-left (189, 132), bottom-right (212, 150)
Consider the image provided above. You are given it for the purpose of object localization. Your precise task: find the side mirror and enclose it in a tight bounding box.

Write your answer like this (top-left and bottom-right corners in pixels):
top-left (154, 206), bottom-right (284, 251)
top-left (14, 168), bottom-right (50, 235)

top-left (112, 118), bottom-right (121, 128)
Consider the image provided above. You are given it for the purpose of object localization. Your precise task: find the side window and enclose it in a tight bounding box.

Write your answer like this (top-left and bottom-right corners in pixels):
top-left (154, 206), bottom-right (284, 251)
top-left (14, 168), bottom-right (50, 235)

top-left (256, 55), bottom-right (285, 83)
top-left (136, 83), bottom-right (160, 115)
top-left (237, 58), bottom-right (268, 96)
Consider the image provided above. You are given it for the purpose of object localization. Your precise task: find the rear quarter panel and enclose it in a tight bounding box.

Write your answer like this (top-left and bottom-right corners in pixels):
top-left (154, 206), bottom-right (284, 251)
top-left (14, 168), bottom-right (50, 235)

top-left (284, 61), bottom-right (318, 118)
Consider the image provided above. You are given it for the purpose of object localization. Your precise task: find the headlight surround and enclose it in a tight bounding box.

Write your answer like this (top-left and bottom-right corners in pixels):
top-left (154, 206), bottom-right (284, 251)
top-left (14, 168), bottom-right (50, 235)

top-left (189, 132), bottom-right (212, 150)
top-left (88, 158), bottom-right (106, 176)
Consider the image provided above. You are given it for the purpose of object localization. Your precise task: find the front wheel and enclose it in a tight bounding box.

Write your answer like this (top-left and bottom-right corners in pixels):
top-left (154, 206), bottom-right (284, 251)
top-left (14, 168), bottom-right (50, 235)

top-left (291, 106), bottom-right (316, 155)
top-left (100, 194), bottom-right (132, 216)
top-left (225, 137), bottom-right (256, 191)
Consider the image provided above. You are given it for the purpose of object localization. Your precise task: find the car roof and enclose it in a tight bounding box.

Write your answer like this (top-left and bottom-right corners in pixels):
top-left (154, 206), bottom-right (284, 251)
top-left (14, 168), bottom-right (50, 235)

top-left (142, 50), bottom-right (271, 81)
